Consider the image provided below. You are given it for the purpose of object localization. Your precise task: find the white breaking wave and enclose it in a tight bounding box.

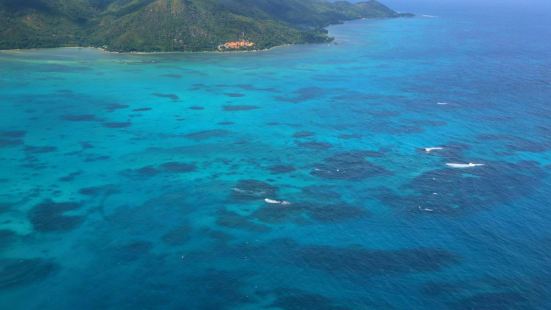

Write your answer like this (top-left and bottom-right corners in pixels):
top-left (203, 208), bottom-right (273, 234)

top-left (422, 14), bottom-right (438, 18)
top-left (446, 162), bottom-right (485, 168)
top-left (264, 198), bottom-right (291, 205)
top-left (424, 147), bottom-right (444, 153)
top-left (436, 102), bottom-right (449, 105)
top-left (418, 206), bottom-right (434, 212)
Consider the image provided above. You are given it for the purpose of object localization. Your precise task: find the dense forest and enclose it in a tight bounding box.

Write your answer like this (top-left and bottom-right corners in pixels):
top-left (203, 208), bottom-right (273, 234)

top-left (0, 0), bottom-right (410, 52)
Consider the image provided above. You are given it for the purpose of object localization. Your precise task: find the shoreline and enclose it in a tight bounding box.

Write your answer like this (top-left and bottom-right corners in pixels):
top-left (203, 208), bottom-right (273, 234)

top-left (0, 16), bottom-right (411, 55)
top-left (0, 42), bottom-right (302, 56)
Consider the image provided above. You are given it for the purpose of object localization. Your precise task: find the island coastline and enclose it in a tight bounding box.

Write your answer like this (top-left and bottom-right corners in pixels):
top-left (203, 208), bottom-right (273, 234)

top-left (0, 0), bottom-right (412, 54)
top-left (0, 16), bottom-right (413, 55)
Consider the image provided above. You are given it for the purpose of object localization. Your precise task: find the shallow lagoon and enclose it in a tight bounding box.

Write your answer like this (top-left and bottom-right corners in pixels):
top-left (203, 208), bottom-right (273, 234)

top-left (1, 3), bottom-right (551, 308)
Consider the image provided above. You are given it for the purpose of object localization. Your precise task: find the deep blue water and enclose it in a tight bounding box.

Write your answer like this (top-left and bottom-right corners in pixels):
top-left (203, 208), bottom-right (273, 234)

top-left (1, 1), bottom-right (551, 309)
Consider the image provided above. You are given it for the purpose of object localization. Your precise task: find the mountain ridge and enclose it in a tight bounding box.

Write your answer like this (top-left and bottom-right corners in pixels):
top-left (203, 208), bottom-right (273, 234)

top-left (0, 0), bottom-right (411, 52)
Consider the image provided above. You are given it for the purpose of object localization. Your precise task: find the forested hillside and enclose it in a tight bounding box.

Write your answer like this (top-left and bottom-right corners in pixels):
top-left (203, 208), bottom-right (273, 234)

top-left (0, 0), bottom-right (409, 52)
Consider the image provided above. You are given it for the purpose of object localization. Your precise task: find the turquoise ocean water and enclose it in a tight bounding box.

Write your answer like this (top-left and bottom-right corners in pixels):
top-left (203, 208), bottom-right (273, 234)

top-left (1, 1), bottom-right (551, 308)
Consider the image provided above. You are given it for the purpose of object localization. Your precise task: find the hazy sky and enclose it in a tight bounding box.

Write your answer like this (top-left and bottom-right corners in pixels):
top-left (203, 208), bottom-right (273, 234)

top-left (345, 0), bottom-right (551, 14)
top-left (366, 0), bottom-right (551, 20)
